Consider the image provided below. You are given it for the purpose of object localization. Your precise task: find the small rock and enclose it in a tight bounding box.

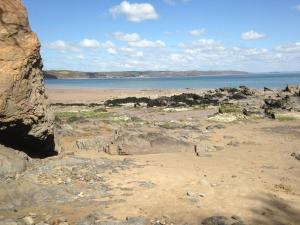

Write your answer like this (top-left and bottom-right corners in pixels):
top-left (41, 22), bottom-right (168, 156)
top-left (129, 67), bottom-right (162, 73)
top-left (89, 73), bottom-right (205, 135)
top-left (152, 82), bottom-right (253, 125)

top-left (28, 213), bottom-right (37, 218)
top-left (22, 216), bottom-right (34, 225)
top-left (201, 216), bottom-right (228, 225)
top-left (231, 215), bottom-right (242, 221)
top-left (58, 217), bottom-right (68, 223)
top-left (291, 151), bottom-right (300, 160)
top-left (227, 140), bottom-right (240, 147)
top-left (1, 219), bottom-right (18, 225)
top-left (126, 216), bottom-right (149, 225)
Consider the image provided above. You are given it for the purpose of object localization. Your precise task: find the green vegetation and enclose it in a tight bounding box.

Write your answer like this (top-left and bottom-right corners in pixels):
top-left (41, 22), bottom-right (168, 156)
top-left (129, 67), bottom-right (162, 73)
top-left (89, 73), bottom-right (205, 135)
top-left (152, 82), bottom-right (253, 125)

top-left (55, 111), bottom-right (113, 119)
top-left (208, 113), bottom-right (246, 123)
top-left (158, 121), bottom-right (182, 129)
top-left (219, 104), bottom-right (241, 114)
top-left (275, 114), bottom-right (298, 121)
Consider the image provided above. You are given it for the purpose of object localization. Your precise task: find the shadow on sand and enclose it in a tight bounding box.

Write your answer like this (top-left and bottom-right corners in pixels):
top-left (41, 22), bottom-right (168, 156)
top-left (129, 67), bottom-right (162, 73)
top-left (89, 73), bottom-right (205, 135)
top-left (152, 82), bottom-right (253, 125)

top-left (248, 193), bottom-right (300, 225)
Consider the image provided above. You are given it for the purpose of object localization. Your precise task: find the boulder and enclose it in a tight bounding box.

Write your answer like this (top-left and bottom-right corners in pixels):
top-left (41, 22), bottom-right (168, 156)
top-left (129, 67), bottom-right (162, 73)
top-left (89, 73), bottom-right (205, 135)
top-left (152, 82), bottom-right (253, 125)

top-left (0, 144), bottom-right (28, 178)
top-left (0, 0), bottom-right (54, 156)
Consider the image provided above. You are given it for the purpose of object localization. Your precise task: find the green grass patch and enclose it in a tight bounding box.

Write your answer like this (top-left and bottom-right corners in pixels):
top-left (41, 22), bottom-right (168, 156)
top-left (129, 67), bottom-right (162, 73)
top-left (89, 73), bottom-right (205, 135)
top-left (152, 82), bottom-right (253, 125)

top-left (158, 121), bottom-right (181, 129)
top-left (55, 111), bottom-right (114, 120)
top-left (275, 114), bottom-right (297, 121)
top-left (219, 104), bottom-right (241, 114)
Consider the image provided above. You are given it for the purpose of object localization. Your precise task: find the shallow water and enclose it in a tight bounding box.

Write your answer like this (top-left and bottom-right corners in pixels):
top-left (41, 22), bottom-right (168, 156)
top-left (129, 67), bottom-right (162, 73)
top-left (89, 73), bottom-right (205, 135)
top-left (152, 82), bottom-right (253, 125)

top-left (45, 73), bottom-right (300, 89)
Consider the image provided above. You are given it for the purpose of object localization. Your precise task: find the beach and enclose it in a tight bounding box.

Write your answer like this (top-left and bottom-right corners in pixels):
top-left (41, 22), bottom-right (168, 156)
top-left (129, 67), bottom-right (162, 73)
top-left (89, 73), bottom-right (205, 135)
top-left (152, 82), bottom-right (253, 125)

top-left (2, 85), bottom-right (296, 224)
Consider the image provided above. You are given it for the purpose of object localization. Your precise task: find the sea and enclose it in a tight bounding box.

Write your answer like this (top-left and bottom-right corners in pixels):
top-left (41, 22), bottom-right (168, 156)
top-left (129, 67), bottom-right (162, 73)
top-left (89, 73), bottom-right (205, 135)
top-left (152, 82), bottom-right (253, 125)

top-left (45, 73), bottom-right (300, 89)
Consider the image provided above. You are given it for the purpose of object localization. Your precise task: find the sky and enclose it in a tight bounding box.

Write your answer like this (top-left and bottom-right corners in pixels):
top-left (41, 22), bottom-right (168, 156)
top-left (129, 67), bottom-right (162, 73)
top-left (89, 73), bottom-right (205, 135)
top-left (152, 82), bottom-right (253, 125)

top-left (23, 0), bottom-right (300, 72)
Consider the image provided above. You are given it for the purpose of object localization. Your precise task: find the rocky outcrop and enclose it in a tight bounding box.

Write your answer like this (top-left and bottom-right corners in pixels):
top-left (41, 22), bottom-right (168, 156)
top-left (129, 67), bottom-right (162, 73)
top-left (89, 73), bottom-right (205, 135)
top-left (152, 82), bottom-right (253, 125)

top-left (0, 0), bottom-right (54, 156)
top-left (104, 86), bottom-right (256, 108)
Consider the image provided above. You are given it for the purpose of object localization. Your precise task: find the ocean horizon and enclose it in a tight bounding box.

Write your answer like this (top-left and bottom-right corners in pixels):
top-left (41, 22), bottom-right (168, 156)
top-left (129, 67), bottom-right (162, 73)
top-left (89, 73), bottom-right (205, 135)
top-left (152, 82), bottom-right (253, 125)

top-left (45, 73), bottom-right (300, 89)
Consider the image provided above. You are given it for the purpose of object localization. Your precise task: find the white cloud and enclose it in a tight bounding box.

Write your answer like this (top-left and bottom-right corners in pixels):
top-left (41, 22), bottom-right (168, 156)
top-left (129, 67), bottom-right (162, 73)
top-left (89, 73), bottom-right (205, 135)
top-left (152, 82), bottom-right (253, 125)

top-left (114, 32), bottom-right (166, 48)
top-left (45, 40), bottom-right (80, 52)
top-left (109, 1), bottom-right (159, 22)
top-left (76, 54), bottom-right (85, 59)
top-left (129, 39), bottom-right (166, 48)
top-left (114, 32), bottom-right (140, 42)
top-left (107, 48), bottom-right (117, 54)
top-left (180, 39), bottom-right (224, 51)
top-left (190, 28), bottom-right (206, 36)
top-left (78, 39), bottom-right (117, 53)
top-left (100, 41), bottom-right (116, 49)
top-left (79, 39), bottom-right (101, 48)
top-left (241, 30), bottom-right (265, 40)
top-left (121, 47), bottom-right (144, 57)
top-left (276, 42), bottom-right (300, 53)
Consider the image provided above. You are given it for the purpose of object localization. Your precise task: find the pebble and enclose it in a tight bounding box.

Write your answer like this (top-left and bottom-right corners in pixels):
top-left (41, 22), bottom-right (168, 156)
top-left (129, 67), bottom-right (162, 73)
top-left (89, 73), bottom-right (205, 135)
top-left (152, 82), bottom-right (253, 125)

top-left (58, 222), bottom-right (69, 225)
top-left (78, 192), bottom-right (84, 197)
top-left (22, 216), bottom-right (34, 225)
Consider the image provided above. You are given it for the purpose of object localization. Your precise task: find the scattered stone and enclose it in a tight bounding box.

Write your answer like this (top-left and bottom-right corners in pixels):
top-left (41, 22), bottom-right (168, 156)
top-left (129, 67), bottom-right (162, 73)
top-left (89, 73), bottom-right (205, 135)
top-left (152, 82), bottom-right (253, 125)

top-left (201, 215), bottom-right (246, 225)
top-left (291, 151), bottom-right (300, 160)
top-left (206, 124), bottom-right (226, 131)
top-left (227, 141), bottom-right (240, 147)
top-left (264, 87), bottom-right (273, 92)
top-left (126, 216), bottom-right (149, 225)
top-left (22, 216), bottom-right (34, 225)
top-left (0, 145), bottom-right (28, 178)
top-left (201, 216), bottom-right (228, 225)
top-left (187, 191), bottom-right (205, 203)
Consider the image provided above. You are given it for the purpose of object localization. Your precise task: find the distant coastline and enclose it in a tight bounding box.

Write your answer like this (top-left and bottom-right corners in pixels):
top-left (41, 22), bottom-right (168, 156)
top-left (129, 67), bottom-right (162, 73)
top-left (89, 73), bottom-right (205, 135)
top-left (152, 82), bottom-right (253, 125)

top-left (44, 70), bottom-right (250, 79)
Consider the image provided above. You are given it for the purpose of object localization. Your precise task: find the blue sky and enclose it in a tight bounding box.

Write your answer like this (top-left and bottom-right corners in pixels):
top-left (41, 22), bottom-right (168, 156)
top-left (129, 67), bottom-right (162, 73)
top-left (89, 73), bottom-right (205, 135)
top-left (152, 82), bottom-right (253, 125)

top-left (23, 0), bottom-right (300, 72)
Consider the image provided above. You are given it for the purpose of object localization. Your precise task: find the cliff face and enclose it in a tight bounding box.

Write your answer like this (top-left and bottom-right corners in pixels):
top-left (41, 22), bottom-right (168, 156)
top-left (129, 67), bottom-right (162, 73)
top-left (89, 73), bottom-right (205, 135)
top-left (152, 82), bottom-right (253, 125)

top-left (0, 0), bottom-right (54, 155)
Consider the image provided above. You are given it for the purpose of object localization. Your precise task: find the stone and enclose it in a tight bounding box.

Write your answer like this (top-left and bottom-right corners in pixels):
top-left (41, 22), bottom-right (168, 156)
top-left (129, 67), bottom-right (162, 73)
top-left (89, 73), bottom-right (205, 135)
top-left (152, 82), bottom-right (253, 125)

top-left (0, 0), bottom-right (54, 156)
top-left (0, 219), bottom-right (18, 225)
top-left (0, 144), bottom-right (27, 178)
top-left (291, 151), bottom-right (300, 161)
top-left (264, 87), bottom-right (273, 92)
top-left (22, 216), bottom-right (34, 225)
top-left (206, 124), bottom-right (226, 131)
top-left (201, 216), bottom-right (228, 225)
top-left (126, 216), bottom-right (149, 225)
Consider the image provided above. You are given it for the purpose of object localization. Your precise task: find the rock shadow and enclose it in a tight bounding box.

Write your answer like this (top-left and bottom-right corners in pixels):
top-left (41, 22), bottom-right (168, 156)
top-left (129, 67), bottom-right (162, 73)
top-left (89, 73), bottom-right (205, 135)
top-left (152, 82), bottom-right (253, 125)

top-left (0, 121), bottom-right (57, 158)
top-left (248, 193), bottom-right (300, 225)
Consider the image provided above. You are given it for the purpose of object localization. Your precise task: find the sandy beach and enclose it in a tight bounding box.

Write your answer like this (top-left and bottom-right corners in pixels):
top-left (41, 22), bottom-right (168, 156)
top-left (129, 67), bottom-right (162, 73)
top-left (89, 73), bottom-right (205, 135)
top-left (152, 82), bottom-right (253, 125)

top-left (0, 86), bottom-right (294, 224)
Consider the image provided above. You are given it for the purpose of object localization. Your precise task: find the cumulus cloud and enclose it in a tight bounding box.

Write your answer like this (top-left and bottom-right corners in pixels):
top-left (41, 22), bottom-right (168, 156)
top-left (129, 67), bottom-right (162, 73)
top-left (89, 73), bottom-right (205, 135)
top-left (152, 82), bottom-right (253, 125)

top-left (45, 40), bottom-right (80, 52)
top-left (114, 32), bottom-right (140, 42)
top-left (114, 32), bottom-right (166, 48)
top-left (46, 39), bottom-right (118, 55)
top-left (276, 42), bottom-right (300, 53)
top-left (120, 47), bottom-right (144, 57)
top-left (129, 39), bottom-right (166, 48)
top-left (79, 39), bottom-right (101, 48)
top-left (109, 1), bottom-right (159, 22)
top-left (241, 30), bottom-right (265, 40)
top-left (190, 28), bottom-right (206, 36)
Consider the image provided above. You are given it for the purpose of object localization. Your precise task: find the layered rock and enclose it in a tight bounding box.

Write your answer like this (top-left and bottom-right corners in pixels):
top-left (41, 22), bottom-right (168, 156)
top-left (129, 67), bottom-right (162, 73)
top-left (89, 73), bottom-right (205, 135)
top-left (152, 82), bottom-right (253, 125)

top-left (0, 0), bottom-right (54, 156)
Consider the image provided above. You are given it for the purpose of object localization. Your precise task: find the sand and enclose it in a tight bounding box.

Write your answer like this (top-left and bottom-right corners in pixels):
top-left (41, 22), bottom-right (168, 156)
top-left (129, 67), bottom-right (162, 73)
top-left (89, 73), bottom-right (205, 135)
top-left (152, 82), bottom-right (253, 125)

top-left (0, 87), bottom-right (299, 225)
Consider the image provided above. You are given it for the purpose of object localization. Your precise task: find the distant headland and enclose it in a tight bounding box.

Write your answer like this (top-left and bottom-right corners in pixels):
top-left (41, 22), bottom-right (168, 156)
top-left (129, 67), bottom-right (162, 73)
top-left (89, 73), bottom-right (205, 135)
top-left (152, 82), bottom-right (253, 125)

top-left (44, 70), bottom-right (250, 79)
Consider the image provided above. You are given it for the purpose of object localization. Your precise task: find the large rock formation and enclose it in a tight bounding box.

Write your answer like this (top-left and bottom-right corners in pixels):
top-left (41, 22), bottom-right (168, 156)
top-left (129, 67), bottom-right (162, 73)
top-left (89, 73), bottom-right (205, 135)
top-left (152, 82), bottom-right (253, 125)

top-left (0, 0), bottom-right (54, 156)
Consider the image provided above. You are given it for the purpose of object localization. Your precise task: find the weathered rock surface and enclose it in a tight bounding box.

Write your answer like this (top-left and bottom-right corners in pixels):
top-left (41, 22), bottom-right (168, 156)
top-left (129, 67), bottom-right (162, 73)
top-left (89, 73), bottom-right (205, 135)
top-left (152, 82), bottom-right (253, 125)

top-left (104, 86), bottom-right (256, 108)
top-left (0, 144), bottom-right (28, 178)
top-left (0, 0), bottom-right (54, 155)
